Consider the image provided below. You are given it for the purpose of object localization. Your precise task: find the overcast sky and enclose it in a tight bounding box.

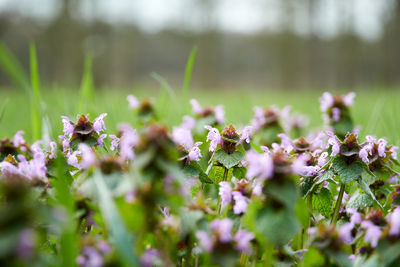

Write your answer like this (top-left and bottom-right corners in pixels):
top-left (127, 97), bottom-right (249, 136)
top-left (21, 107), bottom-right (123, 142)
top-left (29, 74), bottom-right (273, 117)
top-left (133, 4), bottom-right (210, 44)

top-left (0, 0), bottom-right (390, 40)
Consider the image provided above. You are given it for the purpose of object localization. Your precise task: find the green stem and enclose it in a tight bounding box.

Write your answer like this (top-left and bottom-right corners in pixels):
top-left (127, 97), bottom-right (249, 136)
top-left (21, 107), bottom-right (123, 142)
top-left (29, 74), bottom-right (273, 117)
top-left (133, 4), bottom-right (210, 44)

top-left (331, 183), bottom-right (345, 225)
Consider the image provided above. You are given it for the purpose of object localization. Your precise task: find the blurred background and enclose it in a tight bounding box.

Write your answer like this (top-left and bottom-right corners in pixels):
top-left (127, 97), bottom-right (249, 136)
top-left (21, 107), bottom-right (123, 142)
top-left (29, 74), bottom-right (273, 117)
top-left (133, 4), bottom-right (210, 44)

top-left (1, 0), bottom-right (400, 90)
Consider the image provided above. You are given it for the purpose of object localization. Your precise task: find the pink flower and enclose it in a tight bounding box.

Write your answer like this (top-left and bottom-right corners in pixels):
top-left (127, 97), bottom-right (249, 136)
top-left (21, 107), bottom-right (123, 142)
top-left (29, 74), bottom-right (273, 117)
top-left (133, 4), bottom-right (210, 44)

top-left (190, 99), bottom-right (203, 114)
top-left (292, 154), bottom-right (319, 177)
top-left (245, 150), bottom-right (274, 180)
top-left (61, 116), bottom-right (74, 136)
top-left (211, 218), bottom-right (233, 243)
top-left (277, 133), bottom-right (294, 153)
top-left (119, 124), bottom-right (139, 160)
top-left (49, 141), bottom-right (57, 159)
top-left (204, 125), bottom-right (221, 152)
top-left (96, 134), bottom-right (107, 148)
top-left (218, 181), bottom-right (232, 206)
top-left (67, 151), bottom-right (80, 169)
top-left (109, 135), bottom-right (120, 151)
top-left (232, 191), bottom-right (248, 214)
top-left (251, 107), bottom-right (266, 130)
top-left (239, 126), bottom-right (253, 144)
top-left (17, 153), bottom-right (47, 182)
top-left (196, 231), bottom-right (213, 251)
top-left (339, 222), bottom-right (355, 244)
top-left (326, 131), bottom-right (340, 156)
top-left (359, 146), bottom-right (370, 163)
top-left (0, 161), bottom-right (21, 178)
top-left (319, 92), bottom-right (334, 112)
top-left (234, 230), bottom-right (254, 254)
top-left (13, 130), bottom-right (26, 147)
top-left (343, 92), bottom-right (356, 106)
top-left (331, 107), bottom-right (341, 122)
top-left (214, 105), bottom-right (225, 124)
top-left (378, 138), bottom-right (387, 158)
top-left (93, 113), bottom-right (107, 134)
top-left (172, 126), bottom-right (193, 151)
top-left (181, 115), bottom-right (195, 130)
top-left (361, 221), bottom-right (382, 247)
top-left (187, 142), bottom-right (202, 162)
top-left (127, 94), bottom-right (140, 109)
top-left (391, 146), bottom-right (398, 160)
top-left (388, 207), bottom-right (400, 236)
top-left (79, 144), bottom-right (96, 170)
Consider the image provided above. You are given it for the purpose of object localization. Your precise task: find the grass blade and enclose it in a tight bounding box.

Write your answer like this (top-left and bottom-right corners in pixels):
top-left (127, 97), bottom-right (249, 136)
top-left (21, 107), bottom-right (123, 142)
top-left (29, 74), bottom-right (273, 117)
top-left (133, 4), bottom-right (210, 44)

top-left (182, 46), bottom-right (197, 99)
top-left (0, 42), bottom-right (29, 93)
top-left (29, 42), bottom-right (42, 140)
top-left (0, 98), bottom-right (8, 123)
top-left (93, 171), bottom-right (139, 267)
top-left (52, 150), bottom-right (78, 267)
top-left (77, 55), bottom-right (94, 114)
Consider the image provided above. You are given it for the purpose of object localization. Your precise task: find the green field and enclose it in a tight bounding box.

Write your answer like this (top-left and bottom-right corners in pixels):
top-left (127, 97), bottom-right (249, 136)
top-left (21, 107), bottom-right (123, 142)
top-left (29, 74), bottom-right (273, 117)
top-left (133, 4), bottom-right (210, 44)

top-left (0, 87), bottom-right (399, 145)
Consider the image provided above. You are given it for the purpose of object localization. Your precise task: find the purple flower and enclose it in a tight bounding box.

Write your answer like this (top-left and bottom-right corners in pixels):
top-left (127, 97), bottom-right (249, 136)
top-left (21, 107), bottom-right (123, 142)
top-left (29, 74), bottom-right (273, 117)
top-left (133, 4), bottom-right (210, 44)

top-left (0, 161), bottom-right (21, 178)
top-left (59, 135), bottom-right (70, 152)
top-left (326, 131), bottom-right (340, 156)
top-left (331, 107), bottom-right (341, 122)
top-left (348, 208), bottom-right (362, 225)
top-left (13, 131), bottom-right (26, 151)
top-left (234, 230), bottom-right (254, 254)
top-left (343, 92), bottom-right (356, 106)
top-left (79, 144), bottom-right (96, 170)
top-left (277, 133), bottom-right (294, 153)
top-left (204, 125), bottom-right (221, 152)
top-left (172, 126), bottom-right (193, 151)
top-left (388, 207), bottom-right (400, 236)
top-left (181, 115), bottom-right (195, 130)
top-left (16, 228), bottom-right (34, 259)
top-left (361, 221), bottom-right (382, 247)
top-left (218, 181), bottom-right (232, 206)
top-left (97, 241), bottom-right (111, 254)
top-left (239, 126), bottom-right (253, 144)
top-left (292, 154), bottom-right (319, 177)
top-left (211, 218), bottom-right (233, 243)
top-left (232, 191), bottom-right (248, 214)
top-left (251, 107), bottom-right (266, 130)
top-left (319, 92), bottom-right (334, 112)
top-left (359, 146), bottom-right (370, 163)
top-left (378, 138), bottom-right (387, 158)
top-left (245, 150), bottom-right (274, 180)
top-left (140, 249), bottom-right (161, 267)
top-left (127, 94), bottom-right (140, 109)
top-left (49, 141), bottom-right (57, 159)
top-left (214, 105), bottom-right (225, 124)
top-left (68, 151), bottom-right (80, 169)
top-left (196, 231), bottom-right (213, 252)
top-left (109, 135), bottom-right (120, 151)
top-left (187, 142), bottom-right (202, 162)
top-left (17, 152), bottom-right (47, 182)
top-left (61, 116), bottom-right (74, 136)
top-left (317, 152), bottom-right (328, 167)
top-left (93, 113), bottom-right (107, 134)
top-left (119, 124), bottom-right (139, 160)
top-left (391, 146), bottom-right (398, 160)
top-left (339, 222), bottom-right (355, 244)
top-left (190, 99), bottom-right (203, 114)
top-left (96, 134), bottom-right (107, 148)
top-left (77, 246), bottom-right (103, 267)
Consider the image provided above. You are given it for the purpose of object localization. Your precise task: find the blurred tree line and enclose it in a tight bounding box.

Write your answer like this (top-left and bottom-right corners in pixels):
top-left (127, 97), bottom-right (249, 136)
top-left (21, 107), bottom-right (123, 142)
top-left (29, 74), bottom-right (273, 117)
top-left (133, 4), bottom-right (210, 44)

top-left (1, 0), bottom-right (400, 90)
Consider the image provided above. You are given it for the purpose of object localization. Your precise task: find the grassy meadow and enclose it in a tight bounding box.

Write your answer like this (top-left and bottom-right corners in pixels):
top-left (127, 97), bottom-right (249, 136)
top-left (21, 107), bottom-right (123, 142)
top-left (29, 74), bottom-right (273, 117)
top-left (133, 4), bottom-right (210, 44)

top-left (0, 87), bottom-right (399, 146)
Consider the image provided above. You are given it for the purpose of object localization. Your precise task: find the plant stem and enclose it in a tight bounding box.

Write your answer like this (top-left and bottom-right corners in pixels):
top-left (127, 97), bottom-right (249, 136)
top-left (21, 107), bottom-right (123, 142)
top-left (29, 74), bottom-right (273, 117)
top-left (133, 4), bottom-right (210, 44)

top-left (331, 183), bottom-right (345, 225)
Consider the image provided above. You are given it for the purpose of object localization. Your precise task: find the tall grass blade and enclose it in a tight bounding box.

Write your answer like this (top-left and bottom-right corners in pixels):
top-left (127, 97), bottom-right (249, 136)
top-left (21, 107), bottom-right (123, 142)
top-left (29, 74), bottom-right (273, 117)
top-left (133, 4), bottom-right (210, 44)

top-left (182, 46), bottom-right (197, 100)
top-left (0, 98), bottom-right (8, 123)
top-left (77, 56), bottom-right (94, 114)
top-left (29, 42), bottom-right (42, 140)
top-left (53, 150), bottom-right (78, 267)
top-left (0, 42), bottom-right (29, 92)
top-left (93, 171), bottom-right (139, 267)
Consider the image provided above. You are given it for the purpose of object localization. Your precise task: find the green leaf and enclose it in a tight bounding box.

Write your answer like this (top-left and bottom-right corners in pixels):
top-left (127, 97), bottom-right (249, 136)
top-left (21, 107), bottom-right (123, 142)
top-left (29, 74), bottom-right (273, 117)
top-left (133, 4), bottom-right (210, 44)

top-left (265, 180), bottom-right (298, 209)
top-left (93, 171), bottom-right (139, 266)
top-left (302, 247), bottom-right (325, 267)
top-left (232, 166), bottom-right (246, 179)
top-left (358, 178), bottom-right (383, 210)
top-left (332, 157), bottom-right (363, 184)
top-left (214, 150), bottom-right (244, 169)
top-left (179, 209), bottom-right (203, 238)
top-left (183, 163), bottom-right (213, 184)
top-left (295, 198), bottom-right (309, 228)
top-left (376, 239), bottom-right (400, 265)
top-left (312, 187), bottom-right (333, 218)
top-left (346, 190), bottom-right (373, 211)
top-left (304, 170), bottom-right (335, 197)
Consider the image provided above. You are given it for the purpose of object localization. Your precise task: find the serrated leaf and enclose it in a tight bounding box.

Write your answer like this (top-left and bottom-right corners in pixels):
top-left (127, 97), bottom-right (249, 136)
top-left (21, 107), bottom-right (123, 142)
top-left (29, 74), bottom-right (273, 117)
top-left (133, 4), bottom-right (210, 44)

top-left (304, 170), bottom-right (335, 197)
top-left (358, 178), bottom-right (383, 210)
top-left (265, 180), bottom-right (298, 209)
top-left (346, 191), bottom-right (373, 211)
top-left (333, 157), bottom-right (363, 184)
top-left (214, 150), bottom-right (244, 169)
top-left (183, 165), bottom-right (199, 178)
top-left (312, 187), bottom-right (333, 217)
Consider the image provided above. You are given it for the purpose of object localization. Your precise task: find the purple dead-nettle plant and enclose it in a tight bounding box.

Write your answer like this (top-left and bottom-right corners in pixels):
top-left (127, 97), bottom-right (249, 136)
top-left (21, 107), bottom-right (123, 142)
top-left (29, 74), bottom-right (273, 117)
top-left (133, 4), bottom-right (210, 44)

top-left (190, 99), bottom-right (225, 125)
top-left (251, 105), bottom-right (284, 131)
top-left (280, 106), bottom-right (309, 134)
top-left (359, 135), bottom-right (398, 165)
top-left (204, 124), bottom-right (248, 154)
top-left (195, 218), bottom-right (254, 254)
top-left (218, 178), bottom-right (257, 214)
top-left (172, 117), bottom-right (203, 163)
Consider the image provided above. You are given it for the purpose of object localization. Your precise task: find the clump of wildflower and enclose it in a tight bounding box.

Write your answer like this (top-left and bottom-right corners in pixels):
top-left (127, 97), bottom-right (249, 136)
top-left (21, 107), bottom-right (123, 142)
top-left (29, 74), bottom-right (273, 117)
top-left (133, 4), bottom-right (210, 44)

top-left (359, 135), bottom-right (398, 165)
top-left (190, 99), bottom-right (225, 125)
top-left (204, 124), bottom-right (248, 154)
